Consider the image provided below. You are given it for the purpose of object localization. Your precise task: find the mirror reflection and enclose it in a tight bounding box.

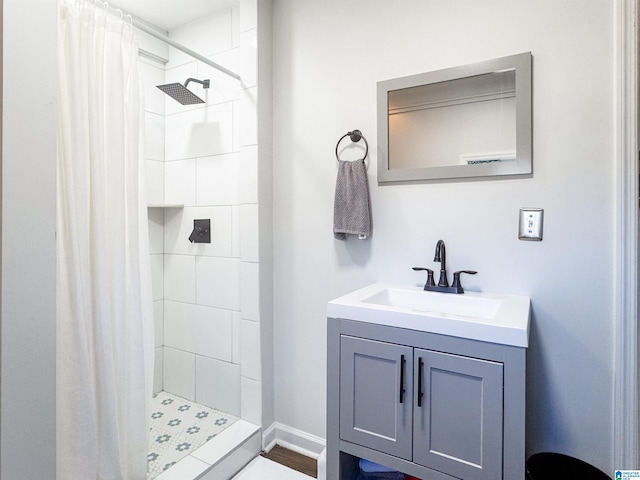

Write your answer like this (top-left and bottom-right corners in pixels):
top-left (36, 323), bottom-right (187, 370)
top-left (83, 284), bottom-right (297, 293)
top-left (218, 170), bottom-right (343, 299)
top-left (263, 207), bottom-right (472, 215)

top-left (389, 70), bottom-right (516, 170)
top-left (377, 52), bottom-right (532, 183)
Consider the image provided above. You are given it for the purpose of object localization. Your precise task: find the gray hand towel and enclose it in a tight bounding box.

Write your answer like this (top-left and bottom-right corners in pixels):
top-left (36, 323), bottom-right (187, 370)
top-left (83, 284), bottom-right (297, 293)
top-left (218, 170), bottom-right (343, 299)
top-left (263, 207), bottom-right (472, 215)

top-left (333, 158), bottom-right (372, 240)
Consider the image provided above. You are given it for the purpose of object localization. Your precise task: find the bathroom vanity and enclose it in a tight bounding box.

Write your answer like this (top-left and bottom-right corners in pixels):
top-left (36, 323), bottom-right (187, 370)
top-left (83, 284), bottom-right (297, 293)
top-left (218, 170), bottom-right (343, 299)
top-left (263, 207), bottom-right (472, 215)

top-left (326, 283), bottom-right (530, 480)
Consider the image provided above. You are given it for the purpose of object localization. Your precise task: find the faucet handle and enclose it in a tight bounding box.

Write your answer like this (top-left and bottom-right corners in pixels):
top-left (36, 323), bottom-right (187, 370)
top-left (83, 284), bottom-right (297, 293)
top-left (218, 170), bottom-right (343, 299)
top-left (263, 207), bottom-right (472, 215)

top-left (412, 267), bottom-right (436, 289)
top-left (452, 270), bottom-right (477, 293)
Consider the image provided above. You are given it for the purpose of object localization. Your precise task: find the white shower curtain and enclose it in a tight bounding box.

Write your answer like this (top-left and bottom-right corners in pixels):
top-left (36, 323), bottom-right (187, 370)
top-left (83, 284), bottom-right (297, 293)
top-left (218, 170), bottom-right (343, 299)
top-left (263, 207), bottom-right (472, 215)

top-left (57, 1), bottom-right (154, 478)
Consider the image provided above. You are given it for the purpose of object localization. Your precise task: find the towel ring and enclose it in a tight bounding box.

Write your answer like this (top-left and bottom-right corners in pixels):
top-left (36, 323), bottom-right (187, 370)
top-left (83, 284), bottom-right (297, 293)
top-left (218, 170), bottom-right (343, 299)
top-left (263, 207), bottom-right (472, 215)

top-left (335, 129), bottom-right (369, 163)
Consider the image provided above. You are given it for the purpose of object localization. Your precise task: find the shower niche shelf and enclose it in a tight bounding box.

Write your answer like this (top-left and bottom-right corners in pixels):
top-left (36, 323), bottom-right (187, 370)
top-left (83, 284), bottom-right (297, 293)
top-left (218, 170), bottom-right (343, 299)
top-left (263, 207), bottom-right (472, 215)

top-left (147, 203), bottom-right (184, 209)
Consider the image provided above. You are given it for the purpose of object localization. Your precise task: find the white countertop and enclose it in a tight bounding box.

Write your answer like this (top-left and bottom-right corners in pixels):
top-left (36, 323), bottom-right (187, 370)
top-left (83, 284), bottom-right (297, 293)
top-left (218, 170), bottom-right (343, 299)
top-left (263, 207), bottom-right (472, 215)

top-left (327, 283), bottom-right (531, 347)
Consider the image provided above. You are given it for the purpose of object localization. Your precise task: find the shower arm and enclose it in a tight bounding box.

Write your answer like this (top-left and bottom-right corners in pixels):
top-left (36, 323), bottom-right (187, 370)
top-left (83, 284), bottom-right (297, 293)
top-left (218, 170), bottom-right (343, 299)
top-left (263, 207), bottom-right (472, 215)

top-left (184, 78), bottom-right (210, 89)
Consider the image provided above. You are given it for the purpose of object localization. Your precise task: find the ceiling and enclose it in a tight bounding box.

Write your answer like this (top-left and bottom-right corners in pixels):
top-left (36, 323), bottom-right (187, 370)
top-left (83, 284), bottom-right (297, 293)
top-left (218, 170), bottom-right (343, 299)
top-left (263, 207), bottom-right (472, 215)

top-left (110, 0), bottom-right (236, 31)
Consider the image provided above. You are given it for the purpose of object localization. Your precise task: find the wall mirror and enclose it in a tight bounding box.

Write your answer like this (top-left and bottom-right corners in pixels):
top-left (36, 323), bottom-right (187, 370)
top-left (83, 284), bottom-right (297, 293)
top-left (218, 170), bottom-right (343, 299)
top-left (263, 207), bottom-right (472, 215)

top-left (377, 52), bottom-right (532, 184)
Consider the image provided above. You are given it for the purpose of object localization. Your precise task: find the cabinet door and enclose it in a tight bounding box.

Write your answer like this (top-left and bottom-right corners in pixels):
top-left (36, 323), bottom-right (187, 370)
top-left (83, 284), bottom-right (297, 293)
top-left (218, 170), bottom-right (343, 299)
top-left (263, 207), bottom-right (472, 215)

top-left (340, 335), bottom-right (413, 460)
top-left (413, 349), bottom-right (503, 480)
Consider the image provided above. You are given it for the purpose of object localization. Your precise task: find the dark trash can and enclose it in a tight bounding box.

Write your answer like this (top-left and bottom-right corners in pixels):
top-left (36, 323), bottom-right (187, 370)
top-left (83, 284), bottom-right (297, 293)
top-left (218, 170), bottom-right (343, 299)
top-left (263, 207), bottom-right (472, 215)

top-left (527, 452), bottom-right (611, 480)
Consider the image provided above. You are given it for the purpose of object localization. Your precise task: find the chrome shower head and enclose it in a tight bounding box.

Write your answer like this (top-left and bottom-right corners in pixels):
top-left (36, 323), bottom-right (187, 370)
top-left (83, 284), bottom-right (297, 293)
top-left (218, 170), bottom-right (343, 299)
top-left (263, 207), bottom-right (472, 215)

top-left (156, 78), bottom-right (210, 105)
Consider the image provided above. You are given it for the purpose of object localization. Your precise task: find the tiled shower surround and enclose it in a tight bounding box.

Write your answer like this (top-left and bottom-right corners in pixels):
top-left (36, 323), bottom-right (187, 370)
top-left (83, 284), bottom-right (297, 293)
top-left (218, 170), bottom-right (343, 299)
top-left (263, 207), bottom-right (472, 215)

top-left (140, 3), bottom-right (261, 427)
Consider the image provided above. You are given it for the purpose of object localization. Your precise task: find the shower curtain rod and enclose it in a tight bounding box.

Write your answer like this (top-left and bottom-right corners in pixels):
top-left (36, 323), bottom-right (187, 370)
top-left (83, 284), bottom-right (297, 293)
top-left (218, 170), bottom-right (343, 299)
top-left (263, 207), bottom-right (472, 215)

top-left (100, 0), bottom-right (241, 81)
top-left (131, 19), bottom-right (241, 81)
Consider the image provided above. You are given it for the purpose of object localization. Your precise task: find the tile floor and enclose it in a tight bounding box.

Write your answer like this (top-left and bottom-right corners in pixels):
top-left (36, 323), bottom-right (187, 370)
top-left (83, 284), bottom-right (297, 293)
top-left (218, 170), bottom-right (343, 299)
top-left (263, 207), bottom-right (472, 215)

top-left (232, 456), bottom-right (314, 480)
top-left (148, 391), bottom-right (239, 479)
top-left (147, 391), bottom-right (313, 480)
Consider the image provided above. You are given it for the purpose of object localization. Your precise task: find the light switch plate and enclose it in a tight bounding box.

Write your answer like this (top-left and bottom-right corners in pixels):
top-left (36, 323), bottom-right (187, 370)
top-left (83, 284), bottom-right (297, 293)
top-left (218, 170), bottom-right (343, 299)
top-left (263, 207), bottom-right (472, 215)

top-left (519, 208), bottom-right (543, 241)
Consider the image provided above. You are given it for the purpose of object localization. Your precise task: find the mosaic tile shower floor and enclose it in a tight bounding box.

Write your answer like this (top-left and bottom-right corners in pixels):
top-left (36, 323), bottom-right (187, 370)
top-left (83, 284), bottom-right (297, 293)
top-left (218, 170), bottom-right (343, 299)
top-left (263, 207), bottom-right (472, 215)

top-left (148, 391), bottom-right (239, 479)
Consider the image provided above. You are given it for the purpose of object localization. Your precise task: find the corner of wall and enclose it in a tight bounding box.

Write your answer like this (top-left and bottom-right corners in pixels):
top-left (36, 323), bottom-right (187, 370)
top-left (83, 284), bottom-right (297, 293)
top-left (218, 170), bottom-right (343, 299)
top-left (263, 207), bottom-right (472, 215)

top-left (255, 0), bottom-right (276, 434)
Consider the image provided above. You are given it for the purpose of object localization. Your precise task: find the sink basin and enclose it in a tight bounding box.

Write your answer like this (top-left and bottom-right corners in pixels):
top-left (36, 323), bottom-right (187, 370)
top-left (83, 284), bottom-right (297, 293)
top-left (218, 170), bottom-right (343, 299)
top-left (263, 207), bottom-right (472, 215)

top-left (362, 286), bottom-right (502, 319)
top-left (327, 283), bottom-right (530, 347)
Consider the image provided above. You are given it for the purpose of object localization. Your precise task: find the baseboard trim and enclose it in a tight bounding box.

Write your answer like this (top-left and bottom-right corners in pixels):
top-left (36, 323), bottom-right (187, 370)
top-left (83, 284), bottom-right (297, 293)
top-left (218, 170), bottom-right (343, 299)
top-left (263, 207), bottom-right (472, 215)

top-left (262, 422), bottom-right (326, 459)
top-left (262, 422), bottom-right (277, 452)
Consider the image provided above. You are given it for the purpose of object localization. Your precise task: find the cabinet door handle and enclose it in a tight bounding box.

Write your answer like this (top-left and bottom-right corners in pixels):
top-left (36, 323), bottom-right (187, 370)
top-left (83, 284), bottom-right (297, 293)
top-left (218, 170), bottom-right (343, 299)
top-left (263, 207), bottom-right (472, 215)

top-left (417, 357), bottom-right (424, 407)
top-left (399, 354), bottom-right (406, 403)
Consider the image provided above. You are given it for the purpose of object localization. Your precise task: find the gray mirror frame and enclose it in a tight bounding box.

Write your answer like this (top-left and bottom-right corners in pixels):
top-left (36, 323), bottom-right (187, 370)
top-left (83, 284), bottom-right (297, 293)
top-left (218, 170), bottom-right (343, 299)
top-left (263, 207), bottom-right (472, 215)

top-left (377, 52), bottom-right (532, 184)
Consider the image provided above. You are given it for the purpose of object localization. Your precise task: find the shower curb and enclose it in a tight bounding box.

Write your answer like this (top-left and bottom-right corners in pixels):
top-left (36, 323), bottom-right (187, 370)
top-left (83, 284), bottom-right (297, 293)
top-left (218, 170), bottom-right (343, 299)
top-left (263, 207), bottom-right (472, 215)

top-left (154, 420), bottom-right (261, 480)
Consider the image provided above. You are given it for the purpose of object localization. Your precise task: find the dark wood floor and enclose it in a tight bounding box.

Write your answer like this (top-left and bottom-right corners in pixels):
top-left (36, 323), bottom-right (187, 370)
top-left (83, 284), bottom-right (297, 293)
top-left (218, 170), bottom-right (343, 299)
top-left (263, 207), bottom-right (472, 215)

top-left (261, 445), bottom-right (318, 478)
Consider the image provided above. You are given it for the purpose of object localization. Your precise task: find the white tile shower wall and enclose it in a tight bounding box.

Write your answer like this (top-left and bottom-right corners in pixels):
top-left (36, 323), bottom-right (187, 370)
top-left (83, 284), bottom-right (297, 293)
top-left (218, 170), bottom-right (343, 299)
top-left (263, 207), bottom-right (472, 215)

top-left (164, 300), bottom-right (233, 362)
top-left (145, 112), bottom-right (165, 161)
top-left (166, 12), bottom-right (235, 69)
top-left (139, 59), bottom-right (166, 116)
top-left (141, 53), bottom-right (166, 207)
top-left (232, 206), bottom-right (242, 258)
top-left (239, 0), bottom-right (257, 34)
top-left (154, 347), bottom-right (163, 395)
top-left (140, 4), bottom-right (261, 420)
top-left (196, 356), bottom-right (241, 416)
top-left (239, 29), bottom-right (257, 90)
top-left (148, 208), bottom-right (165, 255)
top-left (139, 33), bottom-right (168, 395)
top-left (151, 254), bottom-right (165, 302)
top-left (164, 254), bottom-right (196, 304)
top-left (158, 7), bottom-right (257, 421)
top-left (165, 103), bottom-right (235, 161)
top-left (199, 51), bottom-right (242, 105)
top-left (240, 319), bottom-right (260, 381)
top-left (154, 301), bottom-right (164, 349)
top-left (196, 154), bottom-right (240, 206)
top-left (196, 257), bottom-right (241, 311)
top-left (238, 87), bottom-right (258, 147)
top-left (238, 1), bottom-right (261, 429)
top-left (240, 262), bottom-right (259, 321)
top-left (164, 159), bottom-right (196, 205)
top-left (233, 311), bottom-right (242, 365)
top-left (240, 377), bottom-right (261, 426)
top-left (239, 204), bottom-right (259, 262)
top-left (238, 145), bottom-right (258, 204)
top-left (164, 346), bottom-right (196, 400)
top-left (146, 161), bottom-right (165, 205)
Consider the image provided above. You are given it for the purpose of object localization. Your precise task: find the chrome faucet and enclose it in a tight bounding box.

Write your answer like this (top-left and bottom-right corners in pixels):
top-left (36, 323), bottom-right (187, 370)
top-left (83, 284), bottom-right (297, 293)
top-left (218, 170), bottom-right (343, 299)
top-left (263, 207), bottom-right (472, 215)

top-left (413, 239), bottom-right (477, 294)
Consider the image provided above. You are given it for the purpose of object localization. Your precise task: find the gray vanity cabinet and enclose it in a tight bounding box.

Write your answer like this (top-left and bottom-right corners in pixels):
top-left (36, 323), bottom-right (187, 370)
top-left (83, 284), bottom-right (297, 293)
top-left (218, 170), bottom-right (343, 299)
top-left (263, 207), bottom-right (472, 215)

top-left (339, 336), bottom-right (414, 460)
top-left (413, 349), bottom-right (503, 480)
top-left (328, 318), bottom-right (526, 480)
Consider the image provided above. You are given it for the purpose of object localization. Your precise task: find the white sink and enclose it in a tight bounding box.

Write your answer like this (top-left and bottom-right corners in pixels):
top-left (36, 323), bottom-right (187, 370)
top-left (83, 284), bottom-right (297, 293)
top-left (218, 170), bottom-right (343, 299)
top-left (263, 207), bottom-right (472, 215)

top-left (327, 283), bottom-right (530, 347)
top-left (362, 286), bottom-right (502, 319)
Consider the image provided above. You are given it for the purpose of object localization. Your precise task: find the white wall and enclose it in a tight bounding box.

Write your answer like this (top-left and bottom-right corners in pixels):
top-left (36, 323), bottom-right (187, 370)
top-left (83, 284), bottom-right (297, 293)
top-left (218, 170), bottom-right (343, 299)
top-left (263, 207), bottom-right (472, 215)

top-left (272, 0), bottom-right (615, 472)
top-left (1, 0), bottom-right (57, 477)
